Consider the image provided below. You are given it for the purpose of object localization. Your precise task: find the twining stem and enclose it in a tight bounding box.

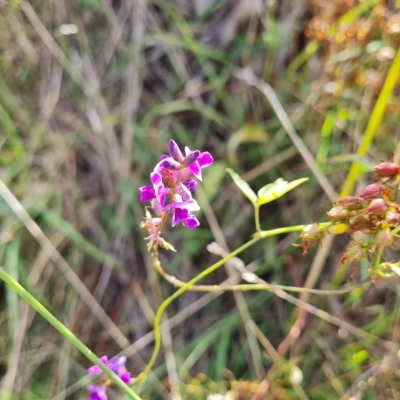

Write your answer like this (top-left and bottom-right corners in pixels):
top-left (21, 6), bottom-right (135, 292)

top-left (139, 236), bottom-right (260, 382)
top-left (0, 267), bottom-right (142, 400)
top-left (254, 203), bottom-right (261, 232)
top-left (139, 222), bottom-right (333, 382)
top-left (153, 248), bottom-right (370, 294)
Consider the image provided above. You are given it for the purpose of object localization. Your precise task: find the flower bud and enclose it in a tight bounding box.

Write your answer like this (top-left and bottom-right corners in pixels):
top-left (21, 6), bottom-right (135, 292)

top-left (367, 198), bottom-right (388, 216)
top-left (182, 150), bottom-right (200, 167)
top-left (334, 196), bottom-right (364, 211)
top-left (300, 223), bottom-right (326, 241)
top-left (360, 183), bottom-right (382, 200)
top-left (184, 180), bottom-right (197, 192)
top-left (374, 162), bottom-right (399, 178)
top-left (385, 211), bottom-right (400, 227)
top-left (169, 139), bottom-right (184, 162)
top-left (327, 206), bottom-right (349, 222)
top-left (162, 159), bottom-right (182, 171)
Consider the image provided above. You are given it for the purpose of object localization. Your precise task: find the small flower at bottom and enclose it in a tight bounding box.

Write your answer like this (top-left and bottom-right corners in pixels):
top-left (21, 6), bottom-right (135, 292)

top-left (88, 355), bottom-right (109, 375)
top-left (87, 356), bottom-right (131, 400)
top-left (88, 385), bottom-right (108, 400)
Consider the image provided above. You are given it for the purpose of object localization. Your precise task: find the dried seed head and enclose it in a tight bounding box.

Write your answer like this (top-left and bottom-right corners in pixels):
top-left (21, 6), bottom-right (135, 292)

top-left (360, 183), bottom-right (383, 200)
top-left (367, 198), bottom-right (388, 216)
top-left (300, 223), bottom-right (326, 241)
top-left (348, 215), bottom-right (369, 232)
top-left (327, 206), bottom-right (349, 222)
top-left (295, 223), bottom-right (326, 255)
top-left (374, 162), bottom-right (399, 178)
top-left (377, 229), bottom-right (393, 248)
top-left (385, 211), bottom-right (400, 227)
top-left (334, 196), bottom-right (364, 211)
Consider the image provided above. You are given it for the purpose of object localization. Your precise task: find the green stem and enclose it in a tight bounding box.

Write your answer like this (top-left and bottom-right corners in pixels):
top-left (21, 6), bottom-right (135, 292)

top-left (140, 221), bottom-right (332, 382)
top-left (0, 267), bottom-right (142, 400)
top-left (258, 221), bottom-right (332, 239)
top-left (139, 236), bottom-right (260, 382)
top-left (372, 247), bottom-right (383, 269)
top-left (254, 204), bottom-right (261, 232)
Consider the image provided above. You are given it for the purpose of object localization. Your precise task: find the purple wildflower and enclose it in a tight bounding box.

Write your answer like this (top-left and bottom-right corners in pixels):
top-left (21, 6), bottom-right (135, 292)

top-left (151, 172), bottom-right (169, 207)
top-left (88, 385), bottom-right (107, 400)
top-left (88, 356), bottom-right (108, 375)
top-left (108, 356), bottom-right (131, 384)
top-left (138, 139), bottom-right (212, 237)
top-left (88, 355), bottom-right (129, 379)
top-left (183, 180), bottom-right (197, 192)
top-left (87, 356), bottom-right (131, 400)
top-left (172, 208), bottom-right (200, 229)
top-left (181, 146), bottom-right (213, 181)
top-left (169, 139), bottom-right (184, 162)
top-left (138, 185), bottom-right (155, 202)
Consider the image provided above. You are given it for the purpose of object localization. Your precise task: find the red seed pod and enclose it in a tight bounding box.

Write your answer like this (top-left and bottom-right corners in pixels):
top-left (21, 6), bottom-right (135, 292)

top-left (334, 196), bottom-right (364, 211)
top-left (385, 211), bottom-right (400, 227)
top-left (367, 198), bottom-right (388, 216)
top-left (374, 162), bottom-right (399, 178)
top-left (360, 184), bottom-right (383, 200)
top-left (327, 206), bottom-right (349, 222)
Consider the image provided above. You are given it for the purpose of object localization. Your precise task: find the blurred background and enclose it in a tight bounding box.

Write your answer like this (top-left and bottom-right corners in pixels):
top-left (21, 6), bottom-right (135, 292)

top-left (1, 0), bottom-right (400, 399)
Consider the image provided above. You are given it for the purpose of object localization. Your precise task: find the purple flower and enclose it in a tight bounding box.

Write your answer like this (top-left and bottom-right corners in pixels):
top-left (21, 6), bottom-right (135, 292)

top-left (88, 356), bottom-right (108, 375)
top-left (88, 385), bottom-right (107, 400)
top-left (169, 139), bottom-right (184, 162)
top-left (184, 180), bottom-right (197, 192)
top-left (153, 141), bottom-right (213, 183)
top-left (138, 140), bottom-right (213, 234)
top-left (88, 355), bottom-right (131, 386)
top-left (108, 356), bottom-right (131, 384)
top-left (138, 185), bottom-right (156, 202)
top-left (163, 185), bottom-right (200, 212)
top-left (165, 187), bottom-right (199, 229)
top-left (181, 146), bottom-right (213, 181)
top-left (172, 208), bottom-right (199, 229)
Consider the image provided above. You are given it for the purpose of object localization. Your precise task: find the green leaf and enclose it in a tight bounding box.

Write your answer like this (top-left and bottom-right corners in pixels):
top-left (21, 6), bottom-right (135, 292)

top-left (389, 263), bottom-right (400, 276)
top-left (257, 177), bottom-right (309, 205)
top-left (226, 168), bottom-right (257, 204)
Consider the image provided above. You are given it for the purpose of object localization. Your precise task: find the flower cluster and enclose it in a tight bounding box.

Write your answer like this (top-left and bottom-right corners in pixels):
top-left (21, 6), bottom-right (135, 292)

top-left (138, 140), bottom-right (213, 250)
top-left (87, 356), bottom-right (130, 400)
top-left (298, 161), bottom-right (400, 266)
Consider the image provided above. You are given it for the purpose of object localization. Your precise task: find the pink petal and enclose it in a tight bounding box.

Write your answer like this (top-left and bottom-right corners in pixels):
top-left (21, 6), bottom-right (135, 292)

top-left (185, 214), bottom-right (200, 229)
top-left (120, 371), bottom-right (131, 383)
top-left (197, 152), bottom-right (213, 168)
top-left (138, 186), bottom-right (156, 202)
top-left (189, 161), bottom-right (202, 181)
top-left (172, 208), bottom-right (188, 227)
top-left (151, 172), bottom-right (166, 207)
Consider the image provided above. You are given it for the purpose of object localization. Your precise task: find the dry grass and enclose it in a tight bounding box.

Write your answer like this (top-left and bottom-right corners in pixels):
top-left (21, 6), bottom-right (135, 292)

top-left (1, 0), bottom-right (400, 399)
